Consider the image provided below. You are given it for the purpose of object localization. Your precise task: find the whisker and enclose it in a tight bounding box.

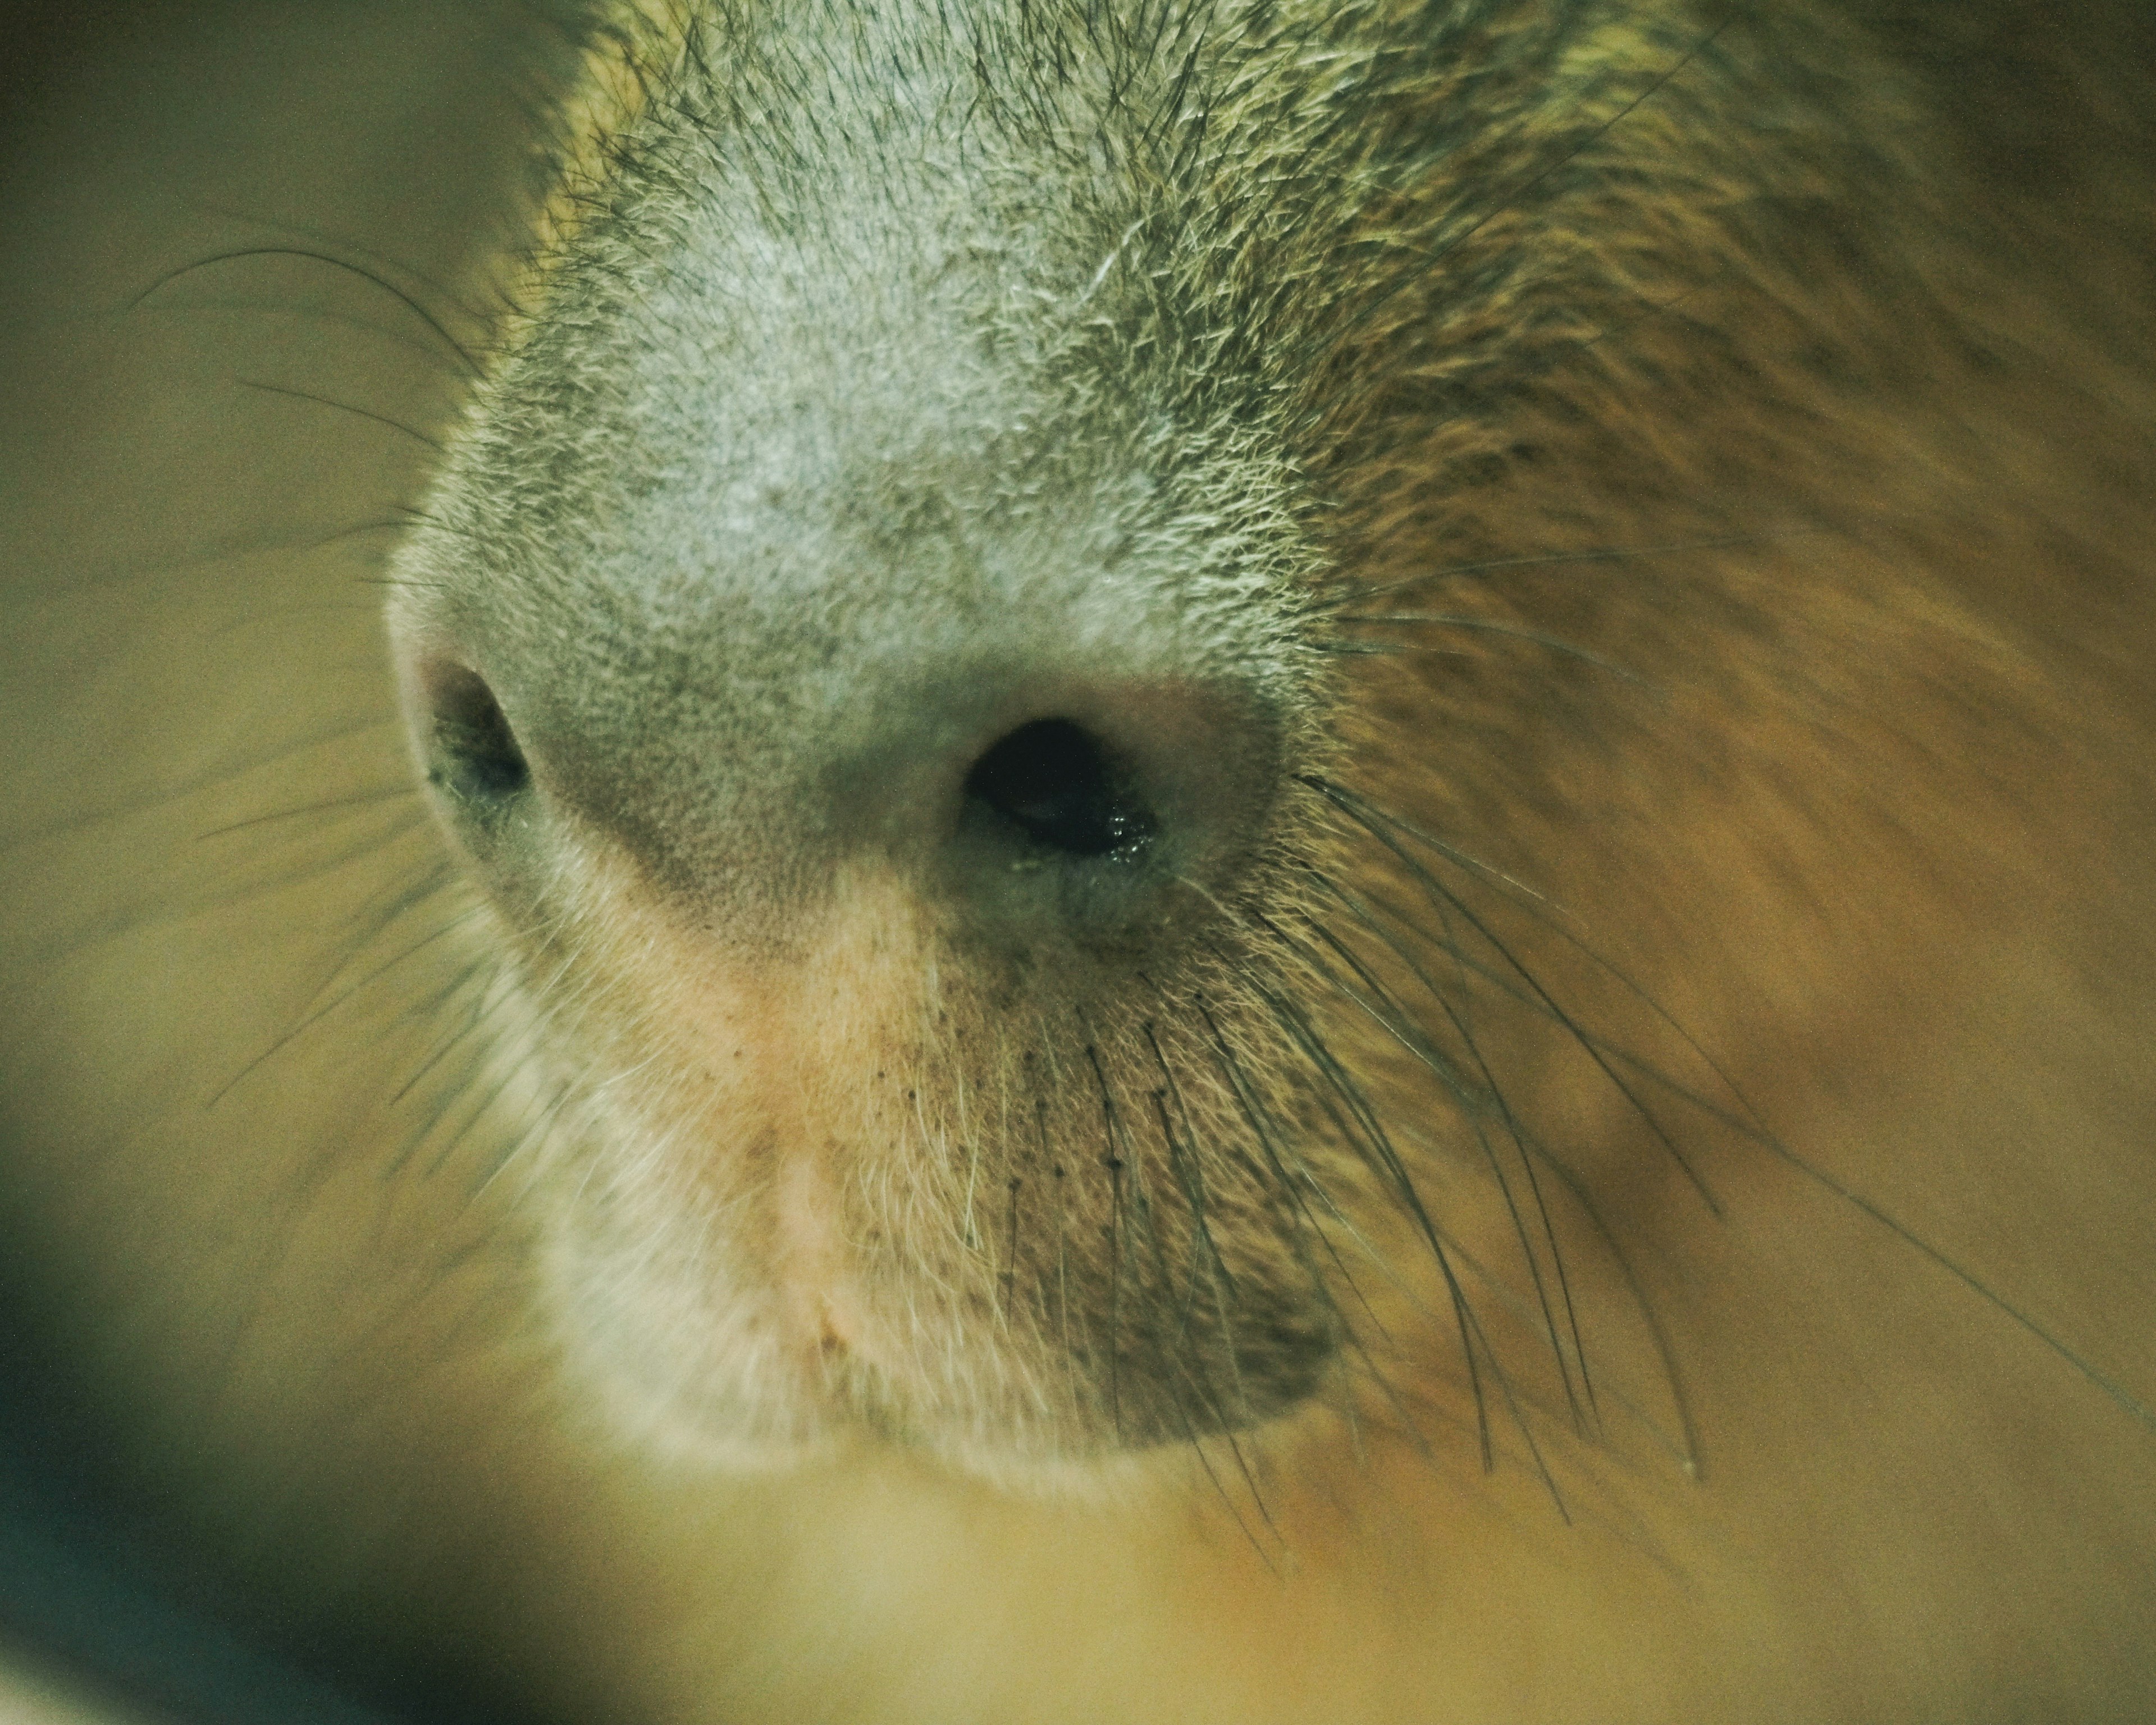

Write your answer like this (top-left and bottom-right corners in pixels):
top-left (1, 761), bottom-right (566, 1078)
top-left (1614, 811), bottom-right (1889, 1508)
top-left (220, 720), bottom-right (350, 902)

top-left (1178, 988), bottom-right (1417, 1435)
top-left (1315, 777), bottom-right (1774, 1144)
top-left (1306, 866), bottom-right (1595, 1412)
top-left (130, 247), bottom-right (487, 378)
top-left (1317, 782), bottom-right (2156, 1434)
top-left (1287, 891), bottom-right (1592, 1429)
top-left (1326, 613), bottom-right (1652, 683)
top-left (1, 716), bottom-right (406, 857)
top-left (1493, 1121), bottom-right (1702, 1477)
top-left (236, 380), bottom-right (446, 453)
top-left (389, 956), bottom-right (513, 1109)
top-left (1084, 1042), bottom-right (1127, 1443)
top-left (1241, 973), bottom-right (1497, 1468)
top-left (208, 904), bottom-right (491, 1108)
top-left (1310, 775), bottom-right (1719, 1211)
top-left (194, 784), bottom-right (418, 839)
top-left (1752, 1135), bottom-right (2156, 1431)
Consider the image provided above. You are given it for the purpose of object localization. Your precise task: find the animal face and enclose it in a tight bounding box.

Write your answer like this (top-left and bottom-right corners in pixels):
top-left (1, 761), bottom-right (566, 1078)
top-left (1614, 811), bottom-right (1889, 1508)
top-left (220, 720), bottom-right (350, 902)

top-left (3, 2), bottom-right (2152, 1720)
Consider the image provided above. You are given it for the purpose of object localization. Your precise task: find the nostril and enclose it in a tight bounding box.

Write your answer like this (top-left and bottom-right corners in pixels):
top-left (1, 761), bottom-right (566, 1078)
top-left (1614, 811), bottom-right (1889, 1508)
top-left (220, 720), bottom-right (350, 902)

top-left (421, 659), bottom-right (530, 801)
top-left (963, 719), bottom-right (1155, 860)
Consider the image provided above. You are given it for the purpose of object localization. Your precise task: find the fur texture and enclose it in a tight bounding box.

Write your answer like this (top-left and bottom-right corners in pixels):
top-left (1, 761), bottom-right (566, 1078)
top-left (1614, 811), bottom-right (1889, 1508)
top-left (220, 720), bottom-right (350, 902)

top-left (2, 1), bottom-right (2153, 1721)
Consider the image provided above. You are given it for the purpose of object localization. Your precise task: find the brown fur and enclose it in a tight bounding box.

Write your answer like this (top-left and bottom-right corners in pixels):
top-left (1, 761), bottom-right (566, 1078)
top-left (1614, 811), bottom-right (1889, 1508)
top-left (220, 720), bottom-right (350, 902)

top-left (1, 3), bottom-right (2152, 1721)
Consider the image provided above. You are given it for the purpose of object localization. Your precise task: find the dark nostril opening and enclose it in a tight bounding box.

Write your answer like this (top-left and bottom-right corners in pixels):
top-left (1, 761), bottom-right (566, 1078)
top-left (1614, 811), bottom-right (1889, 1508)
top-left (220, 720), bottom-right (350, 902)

top-left (423, 660), bottom-right (529, 798)
top-left (963, 719), bottom-right (1155, 860)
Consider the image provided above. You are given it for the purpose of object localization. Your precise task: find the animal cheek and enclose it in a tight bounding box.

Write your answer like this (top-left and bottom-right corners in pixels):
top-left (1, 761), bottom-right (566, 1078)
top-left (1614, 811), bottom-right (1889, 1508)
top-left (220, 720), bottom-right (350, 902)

top-left (510, 855), bottom-right (951, 1367)
top-left (538, 854), bottom-right (937, 1173)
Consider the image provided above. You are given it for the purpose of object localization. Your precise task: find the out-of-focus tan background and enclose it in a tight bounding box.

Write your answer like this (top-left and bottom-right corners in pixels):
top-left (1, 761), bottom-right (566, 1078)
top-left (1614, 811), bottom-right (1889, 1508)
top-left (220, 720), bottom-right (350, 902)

top-left (0, 7), bottom-right (567, 1719)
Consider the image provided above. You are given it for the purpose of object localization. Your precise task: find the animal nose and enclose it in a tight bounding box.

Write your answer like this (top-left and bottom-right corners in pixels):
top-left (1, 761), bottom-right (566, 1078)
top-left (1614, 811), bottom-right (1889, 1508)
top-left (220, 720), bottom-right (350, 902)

top-left (963, 717), bottom-right (1155, 860)
top-left (404, 641), bottom-right (1282, 960)
top-left (933, 678), bottom-right (1280, 953)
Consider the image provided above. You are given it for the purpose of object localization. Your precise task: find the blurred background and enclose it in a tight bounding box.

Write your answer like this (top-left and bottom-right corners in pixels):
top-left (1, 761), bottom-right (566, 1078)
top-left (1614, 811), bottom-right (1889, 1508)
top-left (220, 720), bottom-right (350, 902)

top-left (0, 7), bottom-right (571, 1718)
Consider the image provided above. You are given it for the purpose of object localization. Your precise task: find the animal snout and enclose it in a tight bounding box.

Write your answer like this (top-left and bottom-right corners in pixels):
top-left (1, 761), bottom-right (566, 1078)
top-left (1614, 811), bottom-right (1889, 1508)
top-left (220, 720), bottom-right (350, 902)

top-left (403, 626), bottom-right (1283, 965)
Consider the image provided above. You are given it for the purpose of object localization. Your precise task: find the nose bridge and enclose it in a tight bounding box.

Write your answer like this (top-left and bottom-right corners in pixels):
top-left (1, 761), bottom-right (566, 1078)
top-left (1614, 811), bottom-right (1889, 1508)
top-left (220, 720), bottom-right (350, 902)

top-left (447, 480), bottom-right (1288, 965)
top-left (538, 517), bottom-right (1193, 865)
top-left (395, 89), bottom-right (1311, 959)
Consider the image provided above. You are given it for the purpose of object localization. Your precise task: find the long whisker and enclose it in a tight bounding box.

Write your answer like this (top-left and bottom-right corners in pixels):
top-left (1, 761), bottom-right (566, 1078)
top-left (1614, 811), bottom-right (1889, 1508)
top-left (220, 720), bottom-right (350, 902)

top-left (1310, 775), bottom-right (1719, 1211)
top-left (1291, 885), bottom-right (1593, 1429)
top-left (1327, 612), bottom-right (1652, 682)
top-left (237, 380), bottom-right (446, 453)
top-left (130, 247), bottom-right (486, 378)
top-left (1181, 988), bottom-right (1429, 1458)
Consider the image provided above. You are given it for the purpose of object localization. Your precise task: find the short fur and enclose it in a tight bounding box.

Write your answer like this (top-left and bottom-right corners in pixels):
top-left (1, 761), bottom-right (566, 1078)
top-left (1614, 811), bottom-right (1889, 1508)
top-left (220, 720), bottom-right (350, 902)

top-left (3, 1), bottom-right (2153, 1721)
